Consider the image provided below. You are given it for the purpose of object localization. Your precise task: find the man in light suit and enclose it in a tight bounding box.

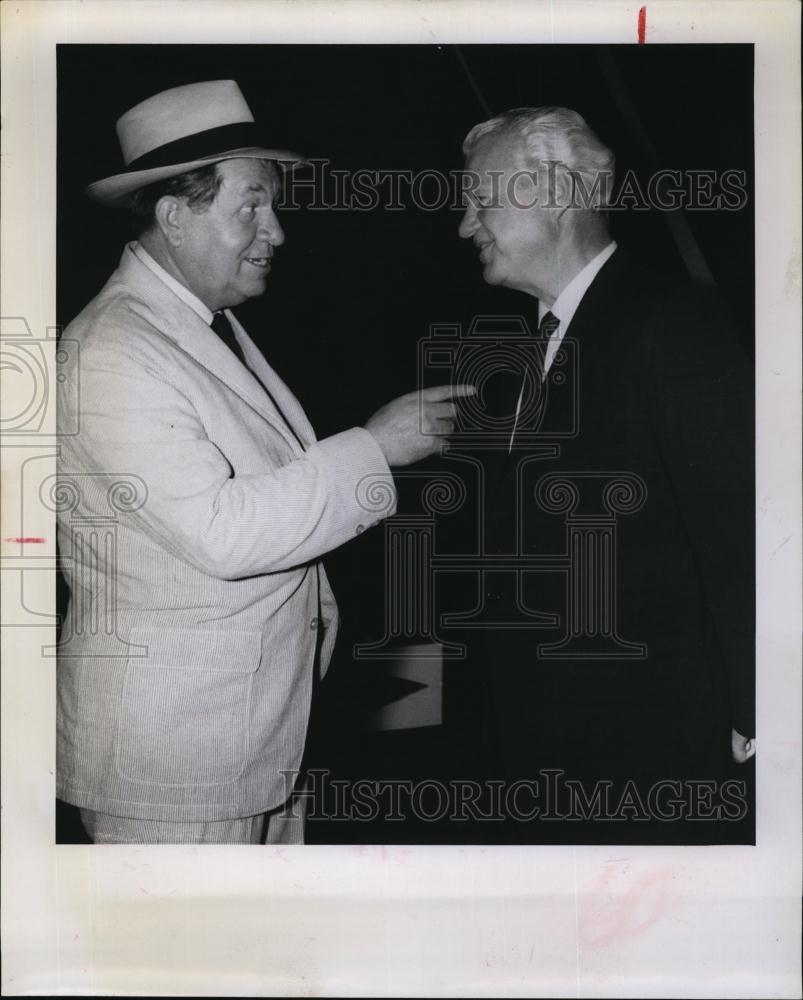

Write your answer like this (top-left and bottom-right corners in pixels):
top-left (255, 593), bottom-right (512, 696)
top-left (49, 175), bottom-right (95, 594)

top-left (458, 107), bottom-right (754, 841)
top-left (57, 80), bottom-right (469, 844)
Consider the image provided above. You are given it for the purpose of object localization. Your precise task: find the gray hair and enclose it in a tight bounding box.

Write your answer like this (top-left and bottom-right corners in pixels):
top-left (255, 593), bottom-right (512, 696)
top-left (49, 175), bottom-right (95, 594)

top-left (463, 107), bottom-right (615, 208)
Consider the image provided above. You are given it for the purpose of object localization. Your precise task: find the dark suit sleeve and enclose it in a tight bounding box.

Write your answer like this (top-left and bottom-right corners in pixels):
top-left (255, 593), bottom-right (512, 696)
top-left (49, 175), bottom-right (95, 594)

top-left (647, 285), bottom-right (755, 738)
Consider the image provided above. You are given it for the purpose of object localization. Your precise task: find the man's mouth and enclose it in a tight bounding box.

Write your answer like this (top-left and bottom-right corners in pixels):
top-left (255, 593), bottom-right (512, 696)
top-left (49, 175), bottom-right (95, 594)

top-left (477, 242), bottom-right (493, 263)
top-left (245, 255), bottom-right (272, 270)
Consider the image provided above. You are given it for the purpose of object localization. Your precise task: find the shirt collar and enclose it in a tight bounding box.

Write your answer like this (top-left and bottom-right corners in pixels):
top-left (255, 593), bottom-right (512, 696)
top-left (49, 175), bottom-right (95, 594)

top-left (130, 241), bottom-right (215, 325)
top-left (538, 240), bottom-right (618, 329)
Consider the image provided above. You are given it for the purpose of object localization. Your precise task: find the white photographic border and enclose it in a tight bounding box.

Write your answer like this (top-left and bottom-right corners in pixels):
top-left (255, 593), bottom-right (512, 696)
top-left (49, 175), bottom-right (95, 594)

top-left (1, 1), bottom-right (800, 996)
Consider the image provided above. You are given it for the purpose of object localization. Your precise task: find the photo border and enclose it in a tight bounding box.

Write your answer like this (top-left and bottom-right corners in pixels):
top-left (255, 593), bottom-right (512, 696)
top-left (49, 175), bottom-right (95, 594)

top-left (1, 2), bottom-right (800, 996)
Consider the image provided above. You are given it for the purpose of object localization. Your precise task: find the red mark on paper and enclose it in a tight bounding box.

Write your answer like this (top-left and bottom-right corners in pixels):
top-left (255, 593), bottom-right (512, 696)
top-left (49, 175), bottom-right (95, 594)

top-left (638, 6), bottom-right (647, 44)
top-left (578, 863), bottom-right (679, 950)
top-left (5, 536), bottom-right (46, 544)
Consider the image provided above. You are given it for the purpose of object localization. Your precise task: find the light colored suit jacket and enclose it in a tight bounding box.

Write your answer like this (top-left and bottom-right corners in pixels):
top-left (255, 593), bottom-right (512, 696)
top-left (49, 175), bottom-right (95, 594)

top-left (56, 244), bottom-right (395, 821)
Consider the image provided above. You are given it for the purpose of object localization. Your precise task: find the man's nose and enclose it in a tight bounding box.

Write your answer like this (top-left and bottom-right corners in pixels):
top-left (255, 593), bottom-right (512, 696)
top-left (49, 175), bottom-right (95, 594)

top-left (260, 209), bottom-right (285, 247)
top-left (458, 206), bottom-right (478, 240)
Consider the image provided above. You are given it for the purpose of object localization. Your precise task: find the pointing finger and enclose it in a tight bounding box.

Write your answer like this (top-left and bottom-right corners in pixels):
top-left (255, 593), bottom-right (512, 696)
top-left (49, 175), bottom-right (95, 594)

top-left (421, 384), bottom-right (476, 402)
top-left (429, 401), bottom-right (459, 419)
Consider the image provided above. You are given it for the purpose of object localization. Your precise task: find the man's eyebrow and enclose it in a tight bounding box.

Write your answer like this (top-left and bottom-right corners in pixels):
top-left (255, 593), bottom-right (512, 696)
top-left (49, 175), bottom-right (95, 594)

top-left (238, 183), bottom-right (269, 195)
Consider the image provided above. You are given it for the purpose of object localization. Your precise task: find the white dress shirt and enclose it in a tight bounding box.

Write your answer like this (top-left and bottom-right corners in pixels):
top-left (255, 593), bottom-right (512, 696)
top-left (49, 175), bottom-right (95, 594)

top-left (540, 240), bottom-right (618, 374)
top-left (509, 240), bottom-right (618, 452)
top-left (130, 241), bottom-right (214, 324)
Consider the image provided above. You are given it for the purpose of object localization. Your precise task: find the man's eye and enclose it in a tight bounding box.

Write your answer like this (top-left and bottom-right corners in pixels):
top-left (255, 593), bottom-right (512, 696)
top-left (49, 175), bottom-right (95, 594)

top-left (241, 204), bottom-right (257, 215)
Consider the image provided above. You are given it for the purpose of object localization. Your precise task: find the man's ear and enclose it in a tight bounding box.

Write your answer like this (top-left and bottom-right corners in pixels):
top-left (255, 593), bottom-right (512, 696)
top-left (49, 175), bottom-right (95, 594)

top-left (551, 164), bottom-right (575, 222)
top-left (154, 196), bottom-right (184, 248)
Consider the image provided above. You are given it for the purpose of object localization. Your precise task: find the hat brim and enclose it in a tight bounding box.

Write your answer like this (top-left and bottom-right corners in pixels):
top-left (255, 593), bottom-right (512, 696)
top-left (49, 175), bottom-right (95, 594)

top-left (86, 146), bottom-right (307, 207)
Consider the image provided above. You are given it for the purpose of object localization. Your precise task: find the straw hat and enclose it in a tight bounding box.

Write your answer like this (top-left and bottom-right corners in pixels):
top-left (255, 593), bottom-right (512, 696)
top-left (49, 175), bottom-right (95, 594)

top-left (87, 80), bottom-right (305, 206)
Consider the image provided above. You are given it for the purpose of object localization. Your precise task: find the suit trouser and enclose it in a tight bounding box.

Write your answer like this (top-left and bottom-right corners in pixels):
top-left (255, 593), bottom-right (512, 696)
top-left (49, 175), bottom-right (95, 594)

top-left (80, 795), bottom-right (306, 845)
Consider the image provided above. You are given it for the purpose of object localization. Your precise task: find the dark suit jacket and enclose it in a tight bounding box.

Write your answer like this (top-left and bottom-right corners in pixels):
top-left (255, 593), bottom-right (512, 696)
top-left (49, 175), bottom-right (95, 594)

top-left (481, 250), bottom-right (754, 785)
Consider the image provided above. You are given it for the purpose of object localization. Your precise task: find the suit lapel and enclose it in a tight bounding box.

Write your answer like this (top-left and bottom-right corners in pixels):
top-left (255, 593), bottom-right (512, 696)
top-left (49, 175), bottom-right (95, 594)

top-left (494, 250), bottom-right (629, 486)
top-left (116, 246), bottom-right (307, 455)
top-left (227, 311), bottom-right (316, 449)
top-left (559, 248), bottom-right (628, 343)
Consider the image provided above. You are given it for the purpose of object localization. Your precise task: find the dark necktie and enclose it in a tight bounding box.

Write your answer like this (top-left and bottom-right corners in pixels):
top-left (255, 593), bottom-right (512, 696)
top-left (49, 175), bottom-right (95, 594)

top-left (210, 310), bottom-right (305, 450)
top-left (211, 310), bottom-right (248, 368)
top-left (508, 310), bottom-right (560, 453)
top-left (537, 310), bottom-right (560, 373)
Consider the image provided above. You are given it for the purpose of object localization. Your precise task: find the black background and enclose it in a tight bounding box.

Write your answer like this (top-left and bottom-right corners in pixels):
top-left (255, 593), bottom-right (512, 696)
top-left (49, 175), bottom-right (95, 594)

top-left (57, 44), bottom-right (754, 843)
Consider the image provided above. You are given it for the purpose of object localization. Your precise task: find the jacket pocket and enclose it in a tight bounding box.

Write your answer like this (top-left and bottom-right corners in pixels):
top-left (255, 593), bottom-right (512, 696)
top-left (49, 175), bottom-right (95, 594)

top-left (115, 627), bottom-right (261, 787)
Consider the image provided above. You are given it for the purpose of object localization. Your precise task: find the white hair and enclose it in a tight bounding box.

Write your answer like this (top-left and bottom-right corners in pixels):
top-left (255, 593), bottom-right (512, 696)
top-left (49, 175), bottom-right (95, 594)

top-left (463, 107), bottom-right (615, 208)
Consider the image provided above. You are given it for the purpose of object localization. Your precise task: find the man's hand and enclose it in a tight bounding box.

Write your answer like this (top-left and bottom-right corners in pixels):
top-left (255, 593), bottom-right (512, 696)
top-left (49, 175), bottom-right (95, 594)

top-left (731, 728), bottom-right (756, 764)
top-left (365, 384), bottom-right (476, 467)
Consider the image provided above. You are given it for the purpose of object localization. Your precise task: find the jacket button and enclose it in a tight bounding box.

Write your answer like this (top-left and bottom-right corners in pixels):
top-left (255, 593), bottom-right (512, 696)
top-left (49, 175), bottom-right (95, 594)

top-left (310, 617), bottom-right (319, 630)
top-left (355, 524), bottom-right (365, 534)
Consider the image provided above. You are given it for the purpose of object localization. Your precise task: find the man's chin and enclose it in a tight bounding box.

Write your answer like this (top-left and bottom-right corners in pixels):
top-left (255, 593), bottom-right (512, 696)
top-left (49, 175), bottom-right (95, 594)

top-left (481, 261), bottom-right (505, 286)
top-left (238, 273), bottom-right (270, 300)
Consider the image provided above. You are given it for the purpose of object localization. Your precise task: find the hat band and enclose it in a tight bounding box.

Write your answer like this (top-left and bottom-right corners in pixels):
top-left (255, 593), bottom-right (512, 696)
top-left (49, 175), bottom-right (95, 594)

top-left (125, 121), bottom-right (265, 173)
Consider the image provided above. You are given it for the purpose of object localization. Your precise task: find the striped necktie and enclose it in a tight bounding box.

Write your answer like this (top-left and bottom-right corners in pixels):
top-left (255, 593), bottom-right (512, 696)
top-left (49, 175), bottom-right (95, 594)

top-left (508, 310), bottom-right (560, 452)
top-left (537, 310), bottom-right (560, 371)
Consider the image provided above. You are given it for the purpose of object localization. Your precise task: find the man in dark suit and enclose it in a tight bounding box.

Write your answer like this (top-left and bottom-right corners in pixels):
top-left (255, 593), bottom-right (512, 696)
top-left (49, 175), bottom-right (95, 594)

top-left (458, 107), bottom-right (754, 841)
